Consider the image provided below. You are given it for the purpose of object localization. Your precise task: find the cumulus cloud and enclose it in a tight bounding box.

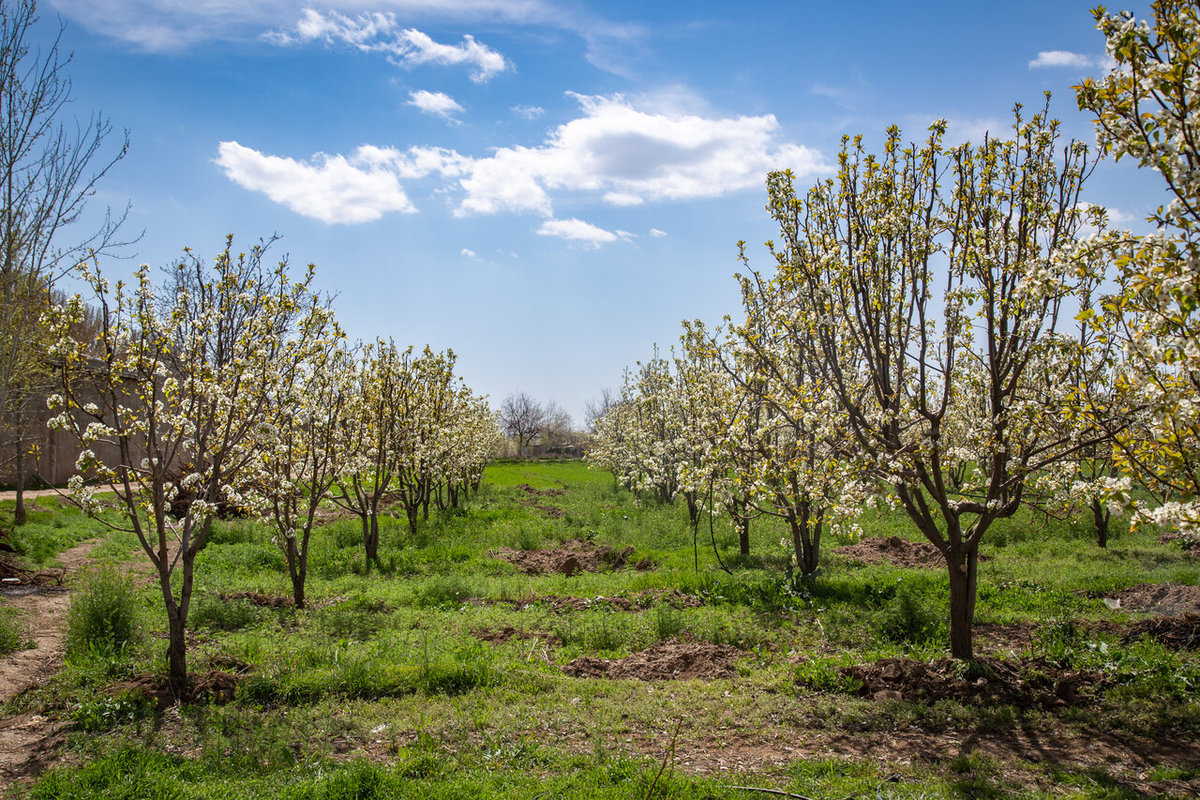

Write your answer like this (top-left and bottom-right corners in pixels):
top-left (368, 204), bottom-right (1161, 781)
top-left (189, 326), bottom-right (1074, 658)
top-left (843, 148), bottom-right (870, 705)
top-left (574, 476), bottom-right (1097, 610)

top-left (460, 247), bottom-right (478, 258)
top-left (453, 92), bottom-right (826, 216)
top-left (1028, 50), bottom-right (1110, 69)
top-left (215, 93), bottom-right (825, 224)
top-left (268, 9), bottom-right (508, 82)
top-left (537, 218), bottom-right (627, 246)
top-left (408, 89), bottom-right (464, 122)
top-left (215, 141), bottom-right (416, 224)
top-left (648, 228), bottom-right (667, 237)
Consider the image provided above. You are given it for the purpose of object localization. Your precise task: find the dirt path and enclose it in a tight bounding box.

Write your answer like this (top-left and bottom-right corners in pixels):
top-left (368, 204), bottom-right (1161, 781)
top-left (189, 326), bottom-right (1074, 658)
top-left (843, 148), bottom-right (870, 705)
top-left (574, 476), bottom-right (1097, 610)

top-left (0, 488), bottom-right (66, 502)
top-left (0, 538), bottom-right (100, 788)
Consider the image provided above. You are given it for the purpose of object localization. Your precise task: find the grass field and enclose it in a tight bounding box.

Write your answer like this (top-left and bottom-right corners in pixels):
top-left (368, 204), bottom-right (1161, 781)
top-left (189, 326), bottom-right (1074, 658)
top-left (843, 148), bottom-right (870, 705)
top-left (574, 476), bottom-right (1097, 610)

top-left (2, 460), bottom-right (1199, 798)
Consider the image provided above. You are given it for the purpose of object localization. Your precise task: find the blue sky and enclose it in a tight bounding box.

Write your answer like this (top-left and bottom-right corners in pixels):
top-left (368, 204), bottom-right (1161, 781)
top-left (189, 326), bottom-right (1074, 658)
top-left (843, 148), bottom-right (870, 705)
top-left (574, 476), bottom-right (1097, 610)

top-left (41, 0), bottom-right (1161, 422)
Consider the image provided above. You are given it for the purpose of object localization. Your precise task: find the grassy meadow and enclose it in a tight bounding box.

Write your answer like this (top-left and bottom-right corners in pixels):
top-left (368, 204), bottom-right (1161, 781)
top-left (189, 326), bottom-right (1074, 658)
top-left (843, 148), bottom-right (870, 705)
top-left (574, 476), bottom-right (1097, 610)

top-left (2, 460), bottom-right (1199, 799)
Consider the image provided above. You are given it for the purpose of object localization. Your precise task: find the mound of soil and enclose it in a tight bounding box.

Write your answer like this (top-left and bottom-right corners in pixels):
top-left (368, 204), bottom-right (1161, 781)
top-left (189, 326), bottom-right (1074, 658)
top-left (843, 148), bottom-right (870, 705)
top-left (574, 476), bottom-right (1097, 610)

top-left (471, 625), bottom-right (542, 643)
top-left (220, 591), bottom-right (293, 607)
top-left (107, 670), bottom-right (244, 711)
top-left (834, 536), bottom-right (944, 569)
top-left (517, 483), bottom-right (565, 497)
top-left (562, 639), bottom-right (744, 681)
top-left (839, 656), bottom-right (1103, 709)
top-left (491, 540), bottom-right (637, 576)
top-left (1124, 614), bottom-right (1200, 649)
top-left (1107, 583), bottom-right (1200, 616)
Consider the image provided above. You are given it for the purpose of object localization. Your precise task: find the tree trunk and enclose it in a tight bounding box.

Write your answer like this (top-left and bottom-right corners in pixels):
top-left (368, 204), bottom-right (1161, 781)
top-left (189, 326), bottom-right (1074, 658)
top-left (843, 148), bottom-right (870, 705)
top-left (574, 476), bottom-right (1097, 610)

top-left (13, 442), bottom-right (26, 526)
top-left (165, 603), bottom-right (187, 693)
top-left (1091, 498), bottom-right (1110, 549)
top-left (788, 510), bottom-right (820, 576)
top-left (947, 545), bottom-right (979, 660)
top-left (734, 499), bottom-right (750, 555)
top-left (365, 514), bottom-right (379, 568)
top-left (283, 536), bottom-right (307, 609)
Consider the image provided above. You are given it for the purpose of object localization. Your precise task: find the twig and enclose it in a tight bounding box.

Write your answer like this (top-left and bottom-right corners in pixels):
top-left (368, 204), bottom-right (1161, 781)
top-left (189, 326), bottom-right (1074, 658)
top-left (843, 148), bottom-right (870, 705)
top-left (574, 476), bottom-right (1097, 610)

top-left (643, 717), bottom-right (682, 800)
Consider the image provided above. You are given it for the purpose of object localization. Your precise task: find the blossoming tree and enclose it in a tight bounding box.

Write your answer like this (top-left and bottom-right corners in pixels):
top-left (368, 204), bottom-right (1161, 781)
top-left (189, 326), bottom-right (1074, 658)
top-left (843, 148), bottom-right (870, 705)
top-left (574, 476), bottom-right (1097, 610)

top-left (47, 237), bottom-right (333, 689)
top-left (763, 106), bottom-right (1113, 658)
top-left (1076, 0), bottom-right (1200, 540)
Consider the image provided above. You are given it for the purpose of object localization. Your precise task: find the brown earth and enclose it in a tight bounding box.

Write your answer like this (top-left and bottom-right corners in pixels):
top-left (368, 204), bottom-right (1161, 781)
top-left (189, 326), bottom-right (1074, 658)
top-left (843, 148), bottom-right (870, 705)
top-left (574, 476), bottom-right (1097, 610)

top-left (470, 625), bottom-right (541, 643)
top-left (107, 670), bottom-right (243, 712)
top-left (562, 639), bottom-right (745, 681)
top-left (0, 538), bottom-right (100, 788)
top-left (490, 540), bottom-right (639, 576)
top-left (221, 590), bottom-right (294, 608)
top-left (516, 483), bottom-right (565, 497)
top-left (1107, 582), bottom-right (1200, 616)
top-left (838, 656), bottom-right (1105, 709)
top-left (834, 536), bottom-right (945, 569)
top-left (1122, 614), bottom-right (1200, 649)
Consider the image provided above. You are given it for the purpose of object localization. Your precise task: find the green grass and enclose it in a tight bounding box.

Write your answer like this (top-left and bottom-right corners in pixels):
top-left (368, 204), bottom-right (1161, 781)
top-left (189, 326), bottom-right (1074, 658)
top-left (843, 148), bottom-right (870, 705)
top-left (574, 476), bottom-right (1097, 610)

top-left (6, 460), bottom-right (1199, 799)
top-left (0, 603), bottom-right (31, 654)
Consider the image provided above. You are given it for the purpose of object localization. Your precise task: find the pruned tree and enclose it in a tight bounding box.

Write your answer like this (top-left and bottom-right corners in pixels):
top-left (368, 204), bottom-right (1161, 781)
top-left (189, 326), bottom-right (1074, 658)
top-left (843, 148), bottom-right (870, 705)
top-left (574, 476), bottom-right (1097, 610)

top-left (330, 339), bottom-right (407, 567)
top-left (759, 104), bottom-right (1116, 658)
top-left (47, 237), bottom-right (329, 691)
top-left (257, 321), bottom-right (349, 609)
top-left (0, 0), bottom-right (130, 524)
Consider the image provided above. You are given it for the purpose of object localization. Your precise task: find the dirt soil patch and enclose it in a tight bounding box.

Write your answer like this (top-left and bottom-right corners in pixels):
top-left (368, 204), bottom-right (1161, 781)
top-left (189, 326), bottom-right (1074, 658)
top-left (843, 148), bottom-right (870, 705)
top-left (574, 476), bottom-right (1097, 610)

top-left (491, 540), bottom-right (637, 576)
top-left (516, 483), bottom-right (565, 497)
top-left (562, 639), bottom-right (744, 681)
top-left (0, 539), bottom-right (102, 789)
top-left (1123, 614), bottom-right (1200, 649)
top-left (1107, 582), bottom-right (1200, 616)
top-left (220, 590), bottom-right (294, 608)
top-left (839, 656), bottom-right (1104, 709)
top-left (108, 670), bottom-right (244, 711)
top-left (834, 536), bottom-right (945, 569)
top-left (471, 625), bottom-right (542, 643)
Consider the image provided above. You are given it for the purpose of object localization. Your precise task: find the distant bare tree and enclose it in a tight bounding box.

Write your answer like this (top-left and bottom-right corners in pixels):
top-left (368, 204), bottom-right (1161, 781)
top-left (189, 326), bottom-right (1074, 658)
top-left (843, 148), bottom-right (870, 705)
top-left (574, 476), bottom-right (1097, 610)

top-left (498, 392), bottom-right (548, 457)
top-left (584, 387), bottom-right (617, 434)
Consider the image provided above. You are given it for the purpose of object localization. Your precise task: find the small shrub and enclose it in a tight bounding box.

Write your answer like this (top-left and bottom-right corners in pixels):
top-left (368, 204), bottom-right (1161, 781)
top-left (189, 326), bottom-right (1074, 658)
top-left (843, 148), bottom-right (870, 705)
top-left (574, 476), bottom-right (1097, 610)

top-left (0, 605), bottom-right (31, 655)
top-left (66, 567), bottom-right (140, 657)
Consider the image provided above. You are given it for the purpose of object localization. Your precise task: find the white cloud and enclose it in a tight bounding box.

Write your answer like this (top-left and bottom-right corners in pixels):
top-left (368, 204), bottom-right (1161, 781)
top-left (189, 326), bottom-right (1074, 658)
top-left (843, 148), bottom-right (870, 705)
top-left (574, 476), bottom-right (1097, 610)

top-left (511, 104), bottom-right (545, 119)
top-left (214, 93), bottom-right (826, 224)
top-left (1028, 50), bottom-right (1109, 69)
top-left (537, 218), bottom-right (623, 246)
top-left (408, 89), bottom-right (464, 122)
top-left (460, 247), bottom-right (478, 258)
top-left (454, 92), bottom-right (826, 216)
top-left (48, 0), bottom-right (641, 76)
top-left (648, 228), bottom-right (667, 237)
top-left (215, 141), bottom-right (416, 224)
top-left (267, 9), bottom-right (508, 82)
